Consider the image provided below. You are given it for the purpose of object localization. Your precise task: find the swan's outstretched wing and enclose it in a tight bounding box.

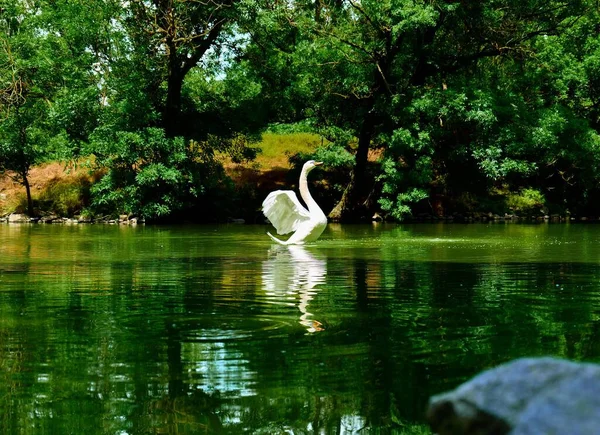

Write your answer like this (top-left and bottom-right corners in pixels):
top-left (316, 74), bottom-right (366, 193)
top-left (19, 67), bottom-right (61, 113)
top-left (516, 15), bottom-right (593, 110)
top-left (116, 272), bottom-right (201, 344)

top-left (262, 190), bottom-right (311, 235)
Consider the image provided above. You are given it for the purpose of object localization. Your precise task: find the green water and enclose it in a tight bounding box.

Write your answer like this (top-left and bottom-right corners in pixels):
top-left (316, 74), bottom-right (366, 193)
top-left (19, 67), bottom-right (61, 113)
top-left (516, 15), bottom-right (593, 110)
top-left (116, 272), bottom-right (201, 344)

top-left (1, 222), bottom-right (600, 434)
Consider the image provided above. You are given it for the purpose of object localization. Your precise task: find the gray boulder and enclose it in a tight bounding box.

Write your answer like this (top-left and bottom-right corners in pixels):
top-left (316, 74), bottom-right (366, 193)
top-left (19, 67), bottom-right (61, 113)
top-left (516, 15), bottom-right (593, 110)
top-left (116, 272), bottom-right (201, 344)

top-left (8, 213), bottom-right (29, 223)
top-left (427, 357), bottom-right (600, 435)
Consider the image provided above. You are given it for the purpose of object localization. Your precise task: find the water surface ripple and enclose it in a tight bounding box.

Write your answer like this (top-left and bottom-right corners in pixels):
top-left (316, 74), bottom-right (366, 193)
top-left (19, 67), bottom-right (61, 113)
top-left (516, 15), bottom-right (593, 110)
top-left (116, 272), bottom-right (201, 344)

top-left (1, 223), bottom-right (600, 433)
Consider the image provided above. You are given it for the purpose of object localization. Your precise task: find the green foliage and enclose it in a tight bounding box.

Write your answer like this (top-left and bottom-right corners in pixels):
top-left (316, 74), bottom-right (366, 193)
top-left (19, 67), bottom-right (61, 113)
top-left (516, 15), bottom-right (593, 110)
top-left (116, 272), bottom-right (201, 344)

top-left (0, 7), bottom-right (55, 213)
top-left (377, 127), bottom-right (434, 220)
top-left (379, 167), bottom-right (430, 220)
top-left (507, 188), bottom-right (546, 216)
top-left (89, 127), bottom-right (231, 220)
top-left (242, 0), bottom-right (598, 219)
top-left (0, 0), bottom-right (113, 215)
top-left (289, 143), bottom-right (353, 176)
top-left (313, 144), bottom-right (355, 168)
top-left (182, 61), bottom-right (267, 142)
top-left (266, 122), bottom-right (317, 135)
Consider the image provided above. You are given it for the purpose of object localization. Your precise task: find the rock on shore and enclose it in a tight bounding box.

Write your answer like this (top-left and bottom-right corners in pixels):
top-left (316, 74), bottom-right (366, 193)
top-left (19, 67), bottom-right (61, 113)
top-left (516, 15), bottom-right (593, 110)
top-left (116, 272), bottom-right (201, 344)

top-left (428, 357), bottom-right (600, 435)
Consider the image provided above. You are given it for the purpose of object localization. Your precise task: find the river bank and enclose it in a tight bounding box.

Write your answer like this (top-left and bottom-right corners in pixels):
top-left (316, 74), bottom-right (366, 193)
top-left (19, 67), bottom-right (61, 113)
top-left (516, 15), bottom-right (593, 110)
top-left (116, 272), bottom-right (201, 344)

top-left (0, 210), bottom-right (587, 225)
top-left (0, 159), bottom-right (593, 225)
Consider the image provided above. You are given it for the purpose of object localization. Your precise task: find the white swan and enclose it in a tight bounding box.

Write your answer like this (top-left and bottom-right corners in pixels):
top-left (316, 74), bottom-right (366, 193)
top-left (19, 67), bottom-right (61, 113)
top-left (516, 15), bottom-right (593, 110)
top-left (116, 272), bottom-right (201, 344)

top-left (262, 160), bottom-right (327, 245)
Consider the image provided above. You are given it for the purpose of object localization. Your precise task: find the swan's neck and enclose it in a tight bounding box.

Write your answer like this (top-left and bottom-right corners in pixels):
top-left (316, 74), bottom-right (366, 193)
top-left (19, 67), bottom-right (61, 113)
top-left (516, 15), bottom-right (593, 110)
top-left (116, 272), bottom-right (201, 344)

top-left (299, 169), bottom-right (322, 215)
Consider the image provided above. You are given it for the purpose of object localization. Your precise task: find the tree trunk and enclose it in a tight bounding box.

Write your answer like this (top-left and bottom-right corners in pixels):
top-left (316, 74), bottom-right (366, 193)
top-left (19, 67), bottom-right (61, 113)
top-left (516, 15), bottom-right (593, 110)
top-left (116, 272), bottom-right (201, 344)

top-left (17, 122), bottom-right (34, 217)
top-left (160, 10), bottom-right (226, 139)
top-left (328, 113), bottom-right (374, 221)
top-left (164, 69), bottom-right (183, 138)
top-left (22, 171), bottom-right (34, 216)
top-left (314, 0), bottom-right (322, 22)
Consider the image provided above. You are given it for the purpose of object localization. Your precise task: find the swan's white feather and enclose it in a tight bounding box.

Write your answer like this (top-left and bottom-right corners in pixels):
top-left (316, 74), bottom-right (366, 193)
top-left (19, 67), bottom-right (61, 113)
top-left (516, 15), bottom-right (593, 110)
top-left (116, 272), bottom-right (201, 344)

top-left (262, 160), bottom-right (327, 245)
top-left (262, 190), bottom-right (311, 235)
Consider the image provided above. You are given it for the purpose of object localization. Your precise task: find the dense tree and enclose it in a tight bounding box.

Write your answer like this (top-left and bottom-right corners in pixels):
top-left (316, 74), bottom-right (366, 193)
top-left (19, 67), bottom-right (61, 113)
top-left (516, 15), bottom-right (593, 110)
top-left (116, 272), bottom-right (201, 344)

top-left (124, 0), bottom-right (242, 138)
top-left (244, 0), bottom-right (594, 221)
top-left (0, 0), bottom-right (119, 215)
top-left (0, 1), bottom-right (70, 215)
top-left (80, 0), bottom-right (264, 219)
top-left (527, 7), bottom-right (600, 215)
top-left (2, 0), bottom-right (600, 221)
top-left (384, 2), bottom-right (600, 219)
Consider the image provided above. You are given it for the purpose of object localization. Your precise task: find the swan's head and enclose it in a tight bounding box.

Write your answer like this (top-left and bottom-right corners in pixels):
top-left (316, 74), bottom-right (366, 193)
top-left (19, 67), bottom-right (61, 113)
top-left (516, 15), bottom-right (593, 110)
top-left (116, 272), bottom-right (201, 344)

top-left (303, 160), bottom-right (323, 172)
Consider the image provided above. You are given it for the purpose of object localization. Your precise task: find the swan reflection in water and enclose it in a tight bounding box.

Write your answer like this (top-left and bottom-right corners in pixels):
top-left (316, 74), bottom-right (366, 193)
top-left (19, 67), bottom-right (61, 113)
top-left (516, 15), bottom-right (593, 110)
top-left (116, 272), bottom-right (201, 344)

top-left (262, 245), bottom-right (326, 333)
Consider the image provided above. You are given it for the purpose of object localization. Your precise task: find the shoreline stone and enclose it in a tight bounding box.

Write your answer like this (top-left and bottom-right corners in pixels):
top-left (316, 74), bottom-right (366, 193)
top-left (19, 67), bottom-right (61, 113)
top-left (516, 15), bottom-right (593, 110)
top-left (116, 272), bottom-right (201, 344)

top-left (0, 213), bottom-right (144, 225)
top-left (0, 210), bottom-right (591, 225)
top-left (428, 357), bottom-right (600, 435)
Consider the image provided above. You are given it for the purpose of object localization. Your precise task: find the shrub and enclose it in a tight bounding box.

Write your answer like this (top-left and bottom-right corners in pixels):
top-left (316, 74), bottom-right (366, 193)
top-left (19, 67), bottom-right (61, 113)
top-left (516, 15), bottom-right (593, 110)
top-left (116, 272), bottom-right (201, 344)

top-left (506, 188), bottom-right (546, 216)
top-left (89, 127), bottom-right (233, 220)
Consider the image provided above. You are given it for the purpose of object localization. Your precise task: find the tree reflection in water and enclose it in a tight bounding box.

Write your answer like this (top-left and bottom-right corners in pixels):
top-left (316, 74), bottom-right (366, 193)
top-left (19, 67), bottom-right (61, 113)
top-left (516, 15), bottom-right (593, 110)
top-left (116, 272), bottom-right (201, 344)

top-left (262, 245), bottom-right (327, 333)
top-left (7, 224), bottom-right (600, 433)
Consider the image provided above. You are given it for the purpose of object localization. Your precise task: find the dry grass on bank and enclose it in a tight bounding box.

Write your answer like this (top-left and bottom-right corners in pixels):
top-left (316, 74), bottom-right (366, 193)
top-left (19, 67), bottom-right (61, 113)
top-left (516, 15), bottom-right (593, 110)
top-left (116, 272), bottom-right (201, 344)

top-left (221, 132), bottom-right (322, 191)
top-left (251, 132), bottom-right (324, 170)
top-left (0, 162), bottom-right (98, 216)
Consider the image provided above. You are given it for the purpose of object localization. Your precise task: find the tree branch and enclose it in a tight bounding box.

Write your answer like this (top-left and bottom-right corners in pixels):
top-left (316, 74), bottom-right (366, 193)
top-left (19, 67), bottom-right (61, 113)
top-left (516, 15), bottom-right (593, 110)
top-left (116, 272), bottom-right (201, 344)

top-left (347, 0), bottom-right (387, 36)
top-left (180, 17), bottom-right (227, 76)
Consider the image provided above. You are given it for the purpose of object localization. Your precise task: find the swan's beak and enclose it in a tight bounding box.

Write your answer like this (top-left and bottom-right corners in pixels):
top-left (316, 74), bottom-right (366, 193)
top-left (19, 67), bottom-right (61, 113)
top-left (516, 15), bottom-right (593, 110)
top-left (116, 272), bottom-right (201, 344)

top-left (314, 161), bottom-right (323, 166)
